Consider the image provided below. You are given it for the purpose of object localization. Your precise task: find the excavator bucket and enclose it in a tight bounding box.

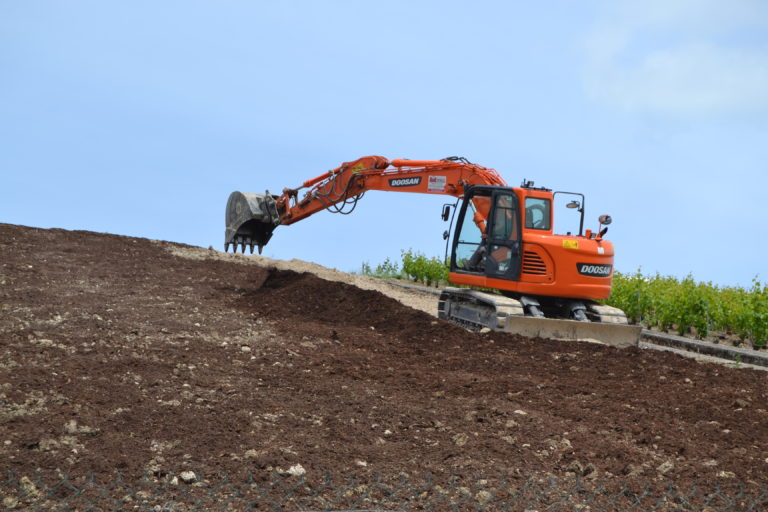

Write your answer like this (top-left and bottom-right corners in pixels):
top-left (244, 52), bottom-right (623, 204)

top-left (225, 191), bottom-right (279, 254)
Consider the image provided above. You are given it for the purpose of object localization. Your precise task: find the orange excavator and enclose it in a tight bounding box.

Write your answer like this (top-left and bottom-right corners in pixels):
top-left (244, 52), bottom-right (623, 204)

top-left (225, 156), bottom-right (641, 347)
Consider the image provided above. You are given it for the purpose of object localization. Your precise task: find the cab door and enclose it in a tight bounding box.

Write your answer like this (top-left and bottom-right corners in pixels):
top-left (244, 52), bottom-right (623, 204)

top-left (450, 186), bottom-right (522, 281)
top-left (484, 190), bottom-right (522, 280)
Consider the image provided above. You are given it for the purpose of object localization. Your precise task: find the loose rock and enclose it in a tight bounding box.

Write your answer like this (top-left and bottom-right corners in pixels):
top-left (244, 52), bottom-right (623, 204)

top-left (179, 471), bottom-right (197, 484)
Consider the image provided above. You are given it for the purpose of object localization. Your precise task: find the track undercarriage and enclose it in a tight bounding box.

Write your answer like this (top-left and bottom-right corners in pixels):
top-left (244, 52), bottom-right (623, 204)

top-left (437, 288), bottom-right (641, 348)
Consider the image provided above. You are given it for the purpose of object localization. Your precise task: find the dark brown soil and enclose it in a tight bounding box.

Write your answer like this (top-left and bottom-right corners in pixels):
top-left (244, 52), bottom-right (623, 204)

top-left (1, 223), bottom-right (767, 491)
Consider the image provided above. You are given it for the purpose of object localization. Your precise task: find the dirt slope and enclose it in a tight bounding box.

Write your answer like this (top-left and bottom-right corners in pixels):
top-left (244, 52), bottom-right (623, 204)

top-left (1, 223), bottom-right (767, 491)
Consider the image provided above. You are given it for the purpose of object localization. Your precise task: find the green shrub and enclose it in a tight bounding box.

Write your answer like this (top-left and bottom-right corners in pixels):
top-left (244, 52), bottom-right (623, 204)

top-left (747, 278), bottom-right (768, 344)
top-left (607, 271), bottom-right (767, 343)
top-left (608, 270), bottom-right (656, 325)
top-left (401, 249), bottom-right (448, 286)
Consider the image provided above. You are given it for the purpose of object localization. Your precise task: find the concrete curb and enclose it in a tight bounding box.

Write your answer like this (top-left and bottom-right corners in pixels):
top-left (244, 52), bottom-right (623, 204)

top-left (385, 279), bottom-right (442, 296)
top-left (640, 329), bottom-right (768, 368)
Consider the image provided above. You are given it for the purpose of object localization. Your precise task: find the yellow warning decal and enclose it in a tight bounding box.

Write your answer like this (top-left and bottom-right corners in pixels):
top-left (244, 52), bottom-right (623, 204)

top-left (563, 240), bottom-right (579, 250)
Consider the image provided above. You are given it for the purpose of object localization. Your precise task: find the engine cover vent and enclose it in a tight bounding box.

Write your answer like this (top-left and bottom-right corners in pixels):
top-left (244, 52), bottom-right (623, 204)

top-left (522, 251), bottom-right (547, 275)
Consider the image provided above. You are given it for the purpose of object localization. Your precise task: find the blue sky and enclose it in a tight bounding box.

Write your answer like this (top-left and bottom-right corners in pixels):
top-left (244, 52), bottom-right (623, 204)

top-left (2, 1), bottom-right (767, 287)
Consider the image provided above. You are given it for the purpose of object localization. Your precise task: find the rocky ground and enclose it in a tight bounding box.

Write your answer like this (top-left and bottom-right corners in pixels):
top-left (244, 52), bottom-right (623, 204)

top-left (1, 223), bottom-right (767, 499)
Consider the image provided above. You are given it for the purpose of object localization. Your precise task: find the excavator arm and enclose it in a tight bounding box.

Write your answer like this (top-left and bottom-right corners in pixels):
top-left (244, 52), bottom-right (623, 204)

top-left (225, 155), bottom-right (507, 253)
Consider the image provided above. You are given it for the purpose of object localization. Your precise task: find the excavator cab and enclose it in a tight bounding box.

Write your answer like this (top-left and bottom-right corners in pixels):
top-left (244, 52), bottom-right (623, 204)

top-left (440, 184), bottom-right (639, 345)
top-left (450, 186), bottom-right (522, 281)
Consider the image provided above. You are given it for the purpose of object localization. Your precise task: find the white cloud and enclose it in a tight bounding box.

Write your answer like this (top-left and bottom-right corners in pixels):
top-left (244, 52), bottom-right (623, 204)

top-left (584, 0), bottom-right (768, 115)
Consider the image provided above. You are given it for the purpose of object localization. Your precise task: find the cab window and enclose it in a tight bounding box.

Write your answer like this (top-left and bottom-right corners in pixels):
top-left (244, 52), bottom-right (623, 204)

top-left (490, 194), bottom-right (518, 240)
top-left (524, 197), bottom-right (551, 230)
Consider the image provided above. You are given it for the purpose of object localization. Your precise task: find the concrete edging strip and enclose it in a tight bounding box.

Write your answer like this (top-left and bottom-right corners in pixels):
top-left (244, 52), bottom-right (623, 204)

top-left (640, 330), bottom-right (768, 368)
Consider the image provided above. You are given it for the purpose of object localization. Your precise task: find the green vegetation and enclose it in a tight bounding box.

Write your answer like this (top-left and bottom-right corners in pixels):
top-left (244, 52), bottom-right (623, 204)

top-left (360, 250), bottom-right (767, 345)
top-left (607, 271), bottom-right (767, 343)
top-left (401, 249), bottom-right (449, 286)
top-left (361, 250), bottom-right (448, 287)
top-left (360, 256), bottom-right (401, 279)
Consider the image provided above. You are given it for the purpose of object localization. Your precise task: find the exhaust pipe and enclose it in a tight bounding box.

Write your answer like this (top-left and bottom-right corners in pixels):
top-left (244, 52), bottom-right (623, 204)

top-left (225, 191), bottom-right (280, 254)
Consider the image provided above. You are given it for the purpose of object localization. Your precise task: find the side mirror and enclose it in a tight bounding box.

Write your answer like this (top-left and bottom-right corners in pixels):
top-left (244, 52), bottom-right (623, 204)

top-left (441, 205), bottom-right (452, 222)
top-left (566, 200), bottom-right (581, 210)
top-left (598, 214), bottom-right (612, 226)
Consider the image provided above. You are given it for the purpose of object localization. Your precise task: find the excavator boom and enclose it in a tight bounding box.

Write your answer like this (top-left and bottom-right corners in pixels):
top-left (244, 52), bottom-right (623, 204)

top-left (225, 156), bottom-right (504, 253)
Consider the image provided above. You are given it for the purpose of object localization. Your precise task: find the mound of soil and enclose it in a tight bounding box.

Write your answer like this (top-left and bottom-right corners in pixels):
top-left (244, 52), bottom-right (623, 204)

top-left (1, 223), bottom-right (767, 492)
top-left (245, 268), bottom-right (461, 342)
